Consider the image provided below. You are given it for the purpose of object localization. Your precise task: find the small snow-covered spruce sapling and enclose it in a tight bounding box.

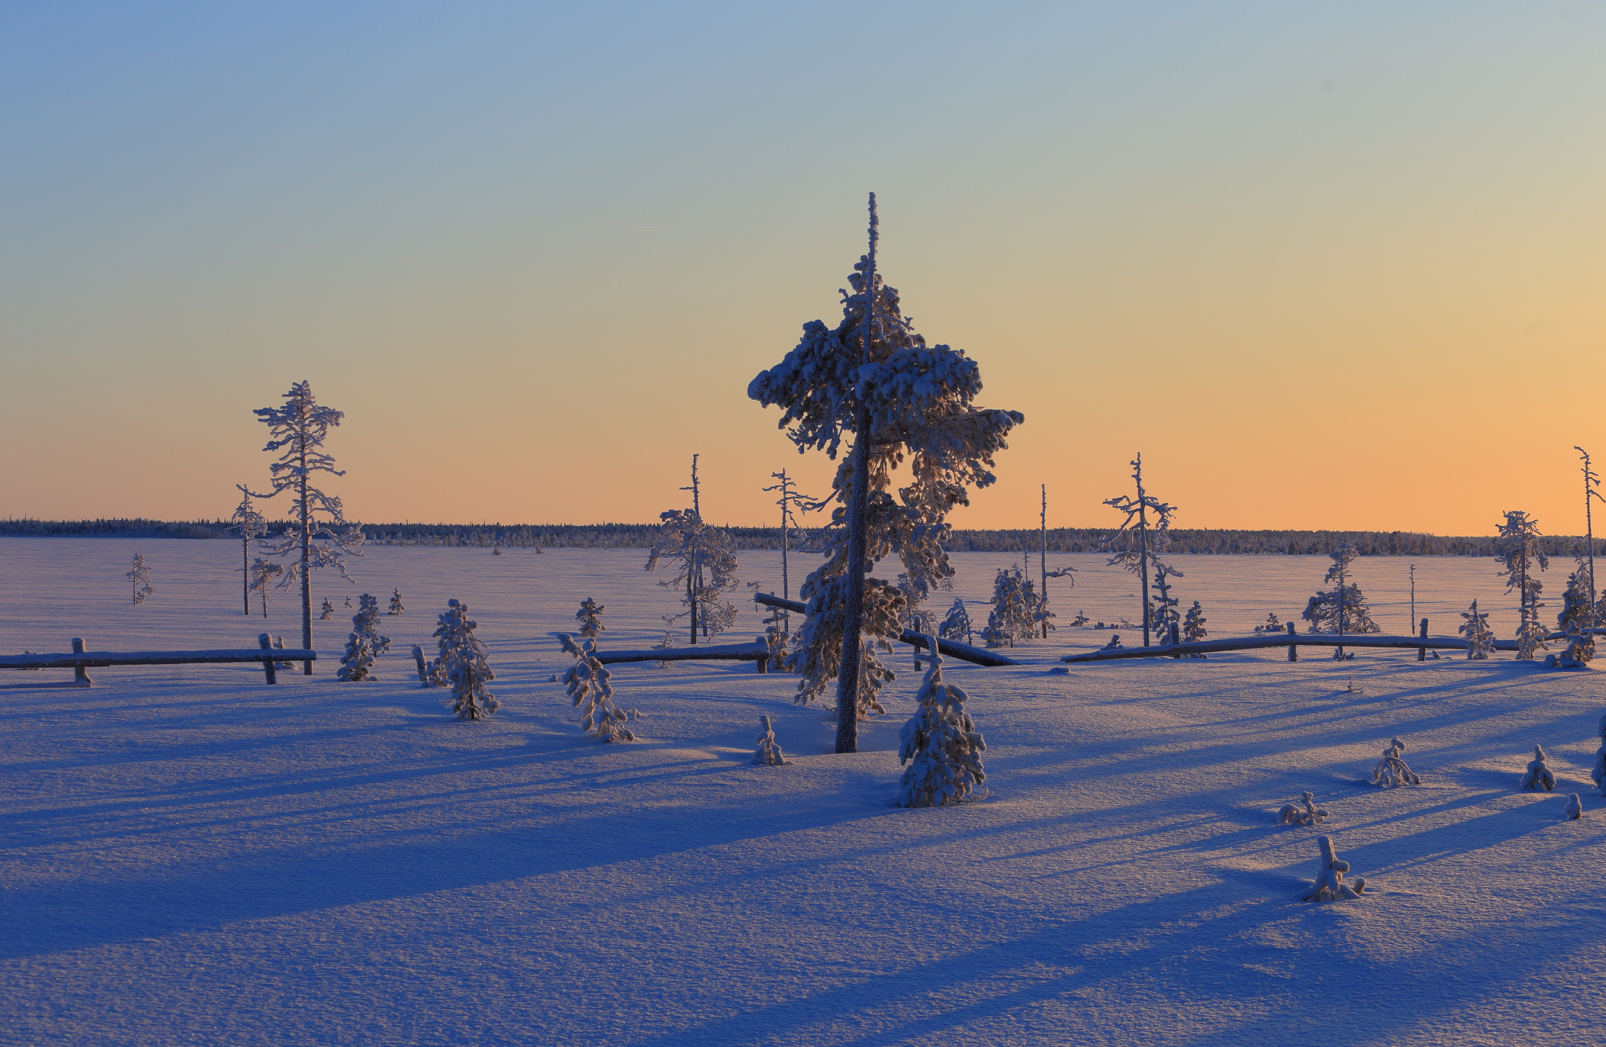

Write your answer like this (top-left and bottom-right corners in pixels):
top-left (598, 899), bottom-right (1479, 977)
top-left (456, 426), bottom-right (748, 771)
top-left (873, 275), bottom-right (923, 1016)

top-left (749, 194), bottom-right (1022, 754)
top-left (319, 598), bottom-right (334, 620)
top-left (126, 554), bottom-right (154, 606)
top-left (1459, 600), bottom-right (1497, 659)
top-left (1103, 633), bottom-right (1124, 650)
top-left (250, 381), bottom-right (365, 675)
top-left (1565, 794), bottom-right (1584, 820)
top-left (435, 600), bottom-right (498, 721)
top-left (1494, 510), bottom-right (1550, 660)
top-left (560, 633), bottom-right (635, 741)
top-left (982, 565), bottom-right (1039, 648)
top-left (575, 597), bottom-right (605, 638)
top-left (895, 639), bottom-right (987, 807)
top-left (1371, 737), bottom-right (1421, 787)
top-left (1299, 835), bottom-right (1369, 902)
top-left (337, 594), bottom-right (392, 682)
top-left (1518, 745), bottom-right (1557, 791)
top-left (388, 588), bottom-right (404, 616)
top-left (249, 557), bottom-right (284, 617)
top-left (1302, 544), bottom-right (1380, 656)
top-left (1102, 453), bottom-right (1177, 648)
top-left (938, 598), bottom-right (973, 644)
top-left (753, 715), bottom-right (789, 766)
top-left (1279, 791), bottom-right (1328, 826)
top-left (1255, 612), bottom-right (1282, 635)
top-left (1547, 617), bottom-right (1595, 669)
top-left (1182, 601), bottom-right (1208, 657)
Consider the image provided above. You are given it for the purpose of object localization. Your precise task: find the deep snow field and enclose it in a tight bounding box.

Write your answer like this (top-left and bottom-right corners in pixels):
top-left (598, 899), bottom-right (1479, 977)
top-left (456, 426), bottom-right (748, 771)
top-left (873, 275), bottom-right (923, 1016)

top-left (3, 538), bottom-right (1604, 1046)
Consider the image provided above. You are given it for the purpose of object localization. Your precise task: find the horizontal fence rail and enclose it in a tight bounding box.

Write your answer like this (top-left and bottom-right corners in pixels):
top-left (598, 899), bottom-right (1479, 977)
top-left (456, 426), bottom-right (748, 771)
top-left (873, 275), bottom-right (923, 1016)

top-left (1061, 625), bottom-right (1606, 664)
top-left (2, 634), bottom-right (316, 684)
top-left (753, 593), bottom-right (1019, 667)
top-left (588, 640), bottom-right (772, 672)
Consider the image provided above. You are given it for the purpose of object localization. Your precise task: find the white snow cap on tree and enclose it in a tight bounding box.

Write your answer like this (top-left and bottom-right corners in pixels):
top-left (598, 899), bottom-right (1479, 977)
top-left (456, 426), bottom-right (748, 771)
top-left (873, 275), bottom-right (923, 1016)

top-left (560, 632), bottom-right (636, 741)
top-left (1299, 835), bottom-right (1369, 902)
top-left (753, 715), bottom-right (788, 766)
top-left (337, 593), bottom-right (391, 682)
top-left (1372, 737), bottom-right (1421, 787)
top-left (896, 639), bottom-right (987, 807)
top-left (1459, 600), bottom-right (1497, 659)
top-left (435, 600), bottom-right (498, 721)
top-left (1518, 745), bottom-right (1557, 791)
top-left (1565, 793), bottom-right (1583, 819)
top-left (1278, 791), bottom-right (1328, 826)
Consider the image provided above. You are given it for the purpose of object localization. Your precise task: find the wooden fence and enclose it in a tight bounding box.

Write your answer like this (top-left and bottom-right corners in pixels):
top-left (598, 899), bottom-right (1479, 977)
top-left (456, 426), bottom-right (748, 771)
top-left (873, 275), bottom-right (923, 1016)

top-left (1, 634), bottom-right (316, 684)
top-left (752, 593), bottom-right (1019, 667)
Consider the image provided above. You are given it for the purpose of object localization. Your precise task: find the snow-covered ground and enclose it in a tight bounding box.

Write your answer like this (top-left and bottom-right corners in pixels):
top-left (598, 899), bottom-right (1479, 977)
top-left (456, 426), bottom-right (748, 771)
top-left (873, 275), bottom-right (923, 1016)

top-left (3, 539), bottom-right (1603, 1045)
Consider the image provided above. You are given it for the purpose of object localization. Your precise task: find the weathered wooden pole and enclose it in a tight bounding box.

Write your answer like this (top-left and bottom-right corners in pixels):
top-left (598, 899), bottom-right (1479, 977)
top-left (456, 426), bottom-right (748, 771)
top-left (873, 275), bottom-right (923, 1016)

top-left (258, 633), bottom-right (278, 684)
top-left (71, 637), bottom-right (91, 685)
top-left (1286, 620), bottom-right (1298, 661)
top-left (1417, 617), bottom-right (1428, 661)
top-left (1135, 456), bottom-right (1151, 647)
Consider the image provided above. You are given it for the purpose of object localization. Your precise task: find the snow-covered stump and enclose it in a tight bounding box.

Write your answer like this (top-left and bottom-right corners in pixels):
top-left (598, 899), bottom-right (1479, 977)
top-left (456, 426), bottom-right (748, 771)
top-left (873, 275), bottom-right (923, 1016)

top-left (1518, 745), bottom-right (1557, 791)
top-left (753, 715), bottom-right (788, 766)
top-left (1278, 791), bottom-right (1328, 826)
top-left (411, 643), bottom-right (446, 687)
top-left (435, 600), bottom-right (499, 721)
top-left (560, 633), bottom-right (636, 742)
top-left (1565, 794), bottom-right (1584, 820)
top-left (1371, 737), bottom-right (1421, 787)
top-left (896, 639), bottom-right (987, 808)
top-left (1299, 835), bottom-right (1369, 902)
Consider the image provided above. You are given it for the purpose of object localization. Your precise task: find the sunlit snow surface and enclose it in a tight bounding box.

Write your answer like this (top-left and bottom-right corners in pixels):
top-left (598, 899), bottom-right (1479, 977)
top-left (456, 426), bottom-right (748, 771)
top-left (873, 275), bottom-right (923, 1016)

top-left (3, 540), bottom-right (1604, 1045)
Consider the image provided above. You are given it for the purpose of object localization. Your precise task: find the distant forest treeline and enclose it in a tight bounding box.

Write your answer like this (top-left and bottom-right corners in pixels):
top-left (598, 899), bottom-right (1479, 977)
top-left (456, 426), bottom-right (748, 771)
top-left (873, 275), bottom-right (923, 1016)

top-left (5, 518), bottom-right (1605, 558)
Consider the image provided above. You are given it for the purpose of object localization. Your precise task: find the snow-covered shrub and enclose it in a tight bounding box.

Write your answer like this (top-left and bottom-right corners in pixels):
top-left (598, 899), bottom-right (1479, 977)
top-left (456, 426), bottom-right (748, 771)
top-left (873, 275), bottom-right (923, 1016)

top-left (1545, 618), bottom-right (1594, 669)
top-left (895, 642), bottom-right (986, 807)
top-left (411, 643), bottom-right (447, 687)
top-left (388, 588), bottom-right (404, 615)
top-left (1278, 791), bottom-right (1328, 826)
top-left (1593, 713), bottom-right (1606, 793)
top-left (1566, 793), bottom-right (1583, 820)
top-left (1182, 601), bottom-right (1208, 657)
top-left (436, 600), bottom-right (498, 720)
top-left (319, 598), bottom-right (334, 620)
top-left (1150, 560), bottom-right (1183, 640)
top-left (1459, 600), bottom-right (1496, 659)
top-left (753, 715), bottom-right (788, 766)
top-left (1069, 609), bottom-right (1089, 627)
top-left (560, 632), bottom-right (634, 741)
top-left (251, 381), bottom-right (365, 670)
top-left (1495, 510), bottom-right (1549, 660)
top-left (1102, 454), bottom-right (1178, 647)
top-left (575, 597), bottom-right (605, 638)
top-left (1371, 737), bottom-right (1421, 787)
top-left (126, 554), bottom-right (154, 606)
top-left (1558, 566), bottom-right (1596, 630)
top-left (1103, 633), bottom-right (1124, 650)
top-left (337, 593), bottom-right (391, 682)
top-left (1298, 836), bottom-right (1369, 902)
top-left (1518, 745), bottom-right (1557, 791)
top-left (982, 566), bottom-right (1038, 648)
top-left (1302, 544), bottom-right (1379, 644)
top-left (248, 557), bottom-right (283, 617)
top-left (938, 598), bottom-right (973, 644)
top-left (1255, 612), bottom-right (1282, 635)
top-left (748, 200), bottom-right (1022, 751)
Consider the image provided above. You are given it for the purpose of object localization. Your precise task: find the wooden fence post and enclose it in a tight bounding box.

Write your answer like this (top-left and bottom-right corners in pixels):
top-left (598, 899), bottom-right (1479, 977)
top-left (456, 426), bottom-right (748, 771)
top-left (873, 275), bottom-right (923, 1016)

top-left (1418, 618), bottom-right (1428, 662)
top-left (1286, 621), bottom-right (1298, 661)
top-left (1169, 622), bottom-right (1181, 658)
top-left (71, 638), bottom-right (91, 685)
top-left (258, 633), bottom-right (277, 685)
top-left (756, 636), bottom-right (769, 673)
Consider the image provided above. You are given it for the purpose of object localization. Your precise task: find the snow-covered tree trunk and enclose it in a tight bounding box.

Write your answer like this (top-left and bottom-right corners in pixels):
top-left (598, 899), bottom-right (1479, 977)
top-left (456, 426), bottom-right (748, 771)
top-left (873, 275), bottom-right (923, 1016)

top-left (1103, 455), bottom-right (1174, 648)
top-left (1299, 835), bottom-right (1369, 901)
top-left (228, 486), bottom-right (266, 615)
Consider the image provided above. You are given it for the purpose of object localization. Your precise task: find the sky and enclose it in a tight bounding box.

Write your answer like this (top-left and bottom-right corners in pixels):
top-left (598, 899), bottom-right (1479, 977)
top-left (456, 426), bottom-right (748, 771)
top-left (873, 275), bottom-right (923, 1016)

top-left (2, 2), bottom-right (1603, 535)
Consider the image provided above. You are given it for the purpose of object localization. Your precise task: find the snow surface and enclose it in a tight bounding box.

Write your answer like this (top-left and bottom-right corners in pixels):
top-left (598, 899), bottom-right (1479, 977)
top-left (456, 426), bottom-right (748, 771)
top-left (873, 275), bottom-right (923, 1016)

top-left (3, 539), bottom-right (1605, 1045)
